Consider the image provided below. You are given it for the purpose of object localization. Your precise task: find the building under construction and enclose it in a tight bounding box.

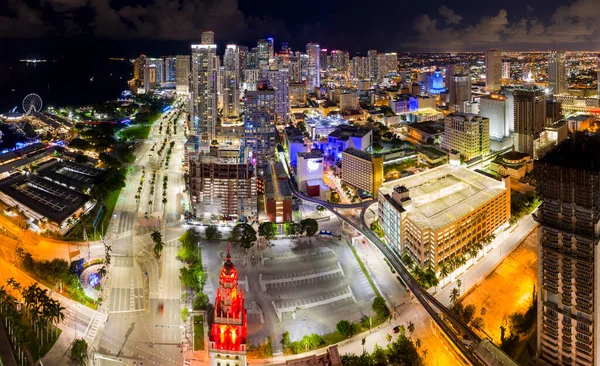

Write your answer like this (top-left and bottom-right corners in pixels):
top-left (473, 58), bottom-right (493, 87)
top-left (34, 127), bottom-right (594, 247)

top-left (536, 134), bottom-right (600, 366)
top-left (189, 155), bottom-right (257, 221)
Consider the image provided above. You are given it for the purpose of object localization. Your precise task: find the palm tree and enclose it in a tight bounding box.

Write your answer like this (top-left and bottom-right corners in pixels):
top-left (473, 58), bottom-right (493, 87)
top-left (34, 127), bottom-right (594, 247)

top-left (439, 262), bottom-right (450, 286)
top-left (415, 338), bottom-right (422, 349)
top-left (0, 286), bottom-right (8, 316)
top-left (407, 321), bottom-right (415, 336)
top-left (450, 287), bottom-right (461, 305)
top-left (6, 277), bottom-right (21, 300)
top-left (98, 266), bottom-right (107, 278)
top-left (386, 333), bottom-right (392, 344)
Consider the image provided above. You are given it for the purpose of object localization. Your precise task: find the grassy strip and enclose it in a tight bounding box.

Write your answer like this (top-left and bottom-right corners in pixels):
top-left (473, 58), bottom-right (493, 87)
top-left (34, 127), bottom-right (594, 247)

top-left (97, 188), bottom-right (121, 239)
top-left (193, 315), bottom-right (204, 351)
top-left (348, 244), bottom-right (381, 297)
top-left (119, 124), bottom-right (152, 140)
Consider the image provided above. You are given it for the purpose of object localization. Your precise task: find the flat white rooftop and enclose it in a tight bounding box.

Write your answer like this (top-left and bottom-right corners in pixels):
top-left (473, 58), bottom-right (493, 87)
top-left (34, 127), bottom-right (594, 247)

top-left (380, 164), bottom-right (506, 231)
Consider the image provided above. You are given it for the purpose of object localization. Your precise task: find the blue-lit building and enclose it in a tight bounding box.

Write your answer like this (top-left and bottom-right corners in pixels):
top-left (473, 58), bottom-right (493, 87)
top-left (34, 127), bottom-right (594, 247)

top-left (427, 68), bottom-right (446, 94)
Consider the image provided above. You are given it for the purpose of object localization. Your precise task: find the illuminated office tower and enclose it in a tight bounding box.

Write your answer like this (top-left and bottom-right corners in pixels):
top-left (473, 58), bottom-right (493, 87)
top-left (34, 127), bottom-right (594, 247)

top-left (267, 37), bottom-right (274, 61)
top-left (502, 61), bottom-right (511, 79)
top-left (513, 87), bottom-right (546, 156)
top-left (331, 50), bottom-right (349, 71)
top-left (201, 30), bottom-right (214, 45)
top-left (480, 94), bottom-right (511, 139)
top-left (223, 45), bottom-right (241, 119)
top-left (486, 49), bottom-right (502, 92)
top-left (306, 43), bottom-right (320, 89)
top-left (257, 39), bottom-right (270, 69)
top-left (243, 85), bottom-right (276, 170)
top-left (164, 56), bottom-right (176, 82)
top-left (289, 54), bottom-right (302, 82)
top-left (191, 44), bottom-right (219, 141)
top-left (447, 64), bottom-right (471, 110)
top-left (440, 112), bottom-right (490, 161)
top-left (238, 46), bottom-right (248, 82)
top-left (175, 55), bottom-right (190, 94)
top-left (536, 135), bottom-right (600, 366)
top-left (548, 51), bottom-right (567, 95)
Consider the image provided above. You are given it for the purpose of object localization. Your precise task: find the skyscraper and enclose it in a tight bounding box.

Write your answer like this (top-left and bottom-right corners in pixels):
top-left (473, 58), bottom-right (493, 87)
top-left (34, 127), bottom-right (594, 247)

top-left (536, 135), bottom-right (600, 366)
top-left (513, 87), bottom-right (546, 156)
top-left (201, 30), bottom-right (214, 45)
top-left (480, 94), bottom-right (511, 139)
top-left (145, 58), bottom-right (164, 85)
top-left (164, 56), bottom-right (176, 82)
top-left (266, 69), bottom-right (289, 124)
top-left (175, 55), bottom-right (190, 94)
top-left (257, 39), bottom-right (270, 69)
top-left (243, 85), bottom-right (276, 170)
top-left (306, 43), bottom-right (320, 89)
top-left (191, 44), bottom-right (219, 141)
top-left (223, 45), bottom-right (241, 119)
top-left (367, 50), bottom-right (378, 82)
top-left (447, 64), bottom-right (471, 111)
top-left (502, 61), bottom-right (511, 79)
top-left (548, 51), bottom-right (567, 95)
top-left (486, 49), bottom-right (502, 92)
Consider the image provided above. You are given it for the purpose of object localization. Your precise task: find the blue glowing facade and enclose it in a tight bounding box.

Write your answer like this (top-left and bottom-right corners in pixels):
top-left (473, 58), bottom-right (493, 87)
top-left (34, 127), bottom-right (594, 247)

top-left (428, 69), bottom-right (446, 94)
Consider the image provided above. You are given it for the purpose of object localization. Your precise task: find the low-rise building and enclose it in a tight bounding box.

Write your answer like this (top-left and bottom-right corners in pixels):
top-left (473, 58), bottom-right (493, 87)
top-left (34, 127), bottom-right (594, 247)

top-left (378, 165), bottom-right (510, 272)
top-left (489, 149), bottom-right (533, 180)
top-left (296, 150), bottom-right (324, 190)
top-left (562, 114), bottom-right (593, 133)
top-left (405, 121), bottom-right (444, 144)
top-left (326, 125), bottom-right (373, 158)
top-left (0, 173), bottom-right (95, 235)
top-left (416, 145), bottom-right (448, 166)
top-left (264, 162), bottom-right (293, 223)
top-left (283, 126), bottom-right (308, 165)
top-left (341, 148), bottom-right (383, 197)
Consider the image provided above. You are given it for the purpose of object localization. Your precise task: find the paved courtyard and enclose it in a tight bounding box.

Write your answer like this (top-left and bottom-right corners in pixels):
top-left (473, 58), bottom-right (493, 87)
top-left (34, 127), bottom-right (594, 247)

top-left (202, 233), bottom-right (377, 353)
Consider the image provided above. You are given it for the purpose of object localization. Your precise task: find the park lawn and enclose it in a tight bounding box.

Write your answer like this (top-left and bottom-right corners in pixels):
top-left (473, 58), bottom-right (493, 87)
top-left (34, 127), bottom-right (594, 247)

top-left (96, 188), bottom-right (121, 240)
top-left (119, 124), bottom-right (151, 140)
top-left (194, 315), bottom-right (204, 351)
top-left (62, 187), bottom-right (121, 242)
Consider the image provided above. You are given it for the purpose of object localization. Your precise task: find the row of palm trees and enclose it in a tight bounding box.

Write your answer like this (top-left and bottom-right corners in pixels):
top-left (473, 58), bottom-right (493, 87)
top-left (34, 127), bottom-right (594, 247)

top-left (0, 278), bottom-right (65, 364)
top-left (438, 234), bottom-right (496, 284)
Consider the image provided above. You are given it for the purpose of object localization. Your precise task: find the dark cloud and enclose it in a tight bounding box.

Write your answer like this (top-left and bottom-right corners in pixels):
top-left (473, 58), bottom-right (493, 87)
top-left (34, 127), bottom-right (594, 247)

top-left (409, 0), bottom-right (600, 51)
top-left (438, 5), bottom-right (463, 25)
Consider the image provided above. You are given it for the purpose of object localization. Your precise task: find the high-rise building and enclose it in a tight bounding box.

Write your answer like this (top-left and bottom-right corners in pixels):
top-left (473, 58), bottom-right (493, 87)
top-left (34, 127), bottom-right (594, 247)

top-left (331, 50), bottom-right (349, 71)
top-left (266, 69), bottom-right (289, 124)
top-left (145, 58), bottom-right (164, 86)
top-left (257, 39), bottom-right (270, 69)
top-left (191, 44), bottom-right (219, 141)
top-left (209, 250), bottom-right (248, 366)
top-left (189, 155), bottom-right (257, 220)
top-left (486, 49), bottom-right (502, 92)
top-left (548, 50), bottom-right (567, 95)
top-left (201, 30), bottom-right (214, 45)
top-left (367, 50), bottom-right (378, 82)
top-left (377, 53), bottom-right (397, 81)
top-left (243, 86), bottom-right (276, 169)
top-left (448, 72), bottom-right (472, 111)
top-left (513, 87), bottom-right (546, 156)
top-left (175, 55), bottom-right (190, 94)
top-left (502, 61), bottom-right (511, 80)
top-left (306, 43), bottom-right (320, 89)
top-left (133, 54), bottom-right (146, 81)
top-left (341, 148), bottom-right (383, 197)
top-left (164, 56), bottom-right (177, 83)
top-left (440, 113), bottom-right (490, 161)
top-left (320, 48), bottom-right (328, 70)
top-left (223, 45), bottom-right (241, 119)
top-left (144, 64), bottom-right (157, 91)
top-left (536, 135), bottom-right (600, 366)
top-left (289, 54), bottom-right (302, 82)
top-left (480, 94), bottom-right (511, 139)
top-left (597, 54), bottom-right (600, 97)
top-left (352, 56), bottom-right (369, 80)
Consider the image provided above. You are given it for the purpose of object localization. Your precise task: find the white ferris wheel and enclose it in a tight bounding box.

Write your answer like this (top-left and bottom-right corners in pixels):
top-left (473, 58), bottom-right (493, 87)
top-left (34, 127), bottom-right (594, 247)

top-left (22, 93), bottom-right (43, 115)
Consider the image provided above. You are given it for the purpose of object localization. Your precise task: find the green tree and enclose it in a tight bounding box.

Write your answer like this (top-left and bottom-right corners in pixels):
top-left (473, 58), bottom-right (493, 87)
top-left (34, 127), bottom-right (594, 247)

top-left (258, 222), bottom-right (277, 240)
top-left (463, 304), bottom-right (477, 324)
top-left (151, 230), bottom-right (164, 259)
top-left (372, 296), bottom-right (390, 320)
top-left (450, 287), bottom-right (461, 305)
top-left (300, 218), bottom-right (319, 238)
top-left (281, 331), bottom-right (290, 347)
top-left (232, 223), bottom-right (257, 249)
top-left (71, 338), bottom-right (88, 366)
top-left (336, 319), bottom-right (353, 337)
top-left (205, 225), bottom-right (222, 240)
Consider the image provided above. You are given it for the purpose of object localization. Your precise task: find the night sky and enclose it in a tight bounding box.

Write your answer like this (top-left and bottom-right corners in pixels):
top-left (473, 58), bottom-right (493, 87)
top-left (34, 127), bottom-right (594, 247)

top-left (1, 0), bottom-right (599, 59)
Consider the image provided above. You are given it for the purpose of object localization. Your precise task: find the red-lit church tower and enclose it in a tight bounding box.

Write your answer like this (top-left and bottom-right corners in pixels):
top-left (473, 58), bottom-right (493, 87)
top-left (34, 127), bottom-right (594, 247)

top-left (209, 251), bottom-right (247, 366)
